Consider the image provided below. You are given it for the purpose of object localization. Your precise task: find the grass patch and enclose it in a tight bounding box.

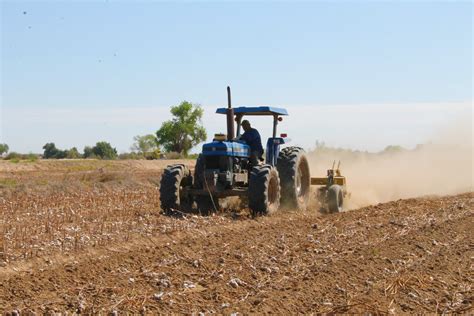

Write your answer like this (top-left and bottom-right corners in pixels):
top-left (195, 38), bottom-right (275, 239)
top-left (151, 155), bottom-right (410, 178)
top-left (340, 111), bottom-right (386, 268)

top-left (80, 171), bottom-right (123, 183)
top-left (0, 178), bottom-right (17, 188)
top-left (66, 164), bottom-right (100, 172)
top-left (35, 179), bottom-right (49, 186)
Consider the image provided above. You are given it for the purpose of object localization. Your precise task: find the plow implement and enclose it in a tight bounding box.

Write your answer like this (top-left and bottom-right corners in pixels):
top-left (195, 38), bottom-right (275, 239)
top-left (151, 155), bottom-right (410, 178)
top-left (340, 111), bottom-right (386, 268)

top-left (311, 161), bottom-right (350, 213)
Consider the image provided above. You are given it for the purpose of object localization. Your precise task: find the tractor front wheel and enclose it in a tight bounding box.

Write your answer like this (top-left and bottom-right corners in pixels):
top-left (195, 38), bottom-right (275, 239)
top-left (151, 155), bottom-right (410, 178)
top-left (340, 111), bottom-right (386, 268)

top-left (249, 165), bottom-right (281, 216)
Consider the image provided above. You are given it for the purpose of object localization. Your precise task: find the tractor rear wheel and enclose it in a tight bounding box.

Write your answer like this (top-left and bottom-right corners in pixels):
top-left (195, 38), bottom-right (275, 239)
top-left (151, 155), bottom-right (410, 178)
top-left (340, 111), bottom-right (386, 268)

top-left (327, 184), bottom-right (343, 213)
top-left (159, 164), bottom-right (193, 214)
top-left (249, 165), bottom-right (281, 216)
top-left (194, 155), bottom-right (219, 215)
top-left (277, 146), bottom-right (311, 210)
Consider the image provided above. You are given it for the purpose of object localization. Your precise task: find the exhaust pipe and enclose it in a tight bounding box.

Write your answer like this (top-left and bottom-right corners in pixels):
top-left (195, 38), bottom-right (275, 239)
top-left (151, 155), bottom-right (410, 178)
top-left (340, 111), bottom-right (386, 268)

top-left (226, 86), bottom-right (235, 141)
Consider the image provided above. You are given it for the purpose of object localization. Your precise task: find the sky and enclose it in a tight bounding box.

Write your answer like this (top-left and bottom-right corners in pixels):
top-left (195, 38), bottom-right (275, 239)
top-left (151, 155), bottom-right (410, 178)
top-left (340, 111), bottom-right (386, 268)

top-left (0, 1), bottom-right (472, 153)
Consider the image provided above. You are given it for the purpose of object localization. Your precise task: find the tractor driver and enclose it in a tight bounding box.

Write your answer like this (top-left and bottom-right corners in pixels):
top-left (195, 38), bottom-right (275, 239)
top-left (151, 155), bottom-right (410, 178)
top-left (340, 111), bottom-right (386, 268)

top-left (240, 120), bottom-right (263, 165)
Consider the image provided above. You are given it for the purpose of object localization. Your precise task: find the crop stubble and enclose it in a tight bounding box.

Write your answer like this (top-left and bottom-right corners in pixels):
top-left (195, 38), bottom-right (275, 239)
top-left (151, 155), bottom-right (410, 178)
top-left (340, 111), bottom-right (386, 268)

top-left (0, 160), bottom-right (472, 313)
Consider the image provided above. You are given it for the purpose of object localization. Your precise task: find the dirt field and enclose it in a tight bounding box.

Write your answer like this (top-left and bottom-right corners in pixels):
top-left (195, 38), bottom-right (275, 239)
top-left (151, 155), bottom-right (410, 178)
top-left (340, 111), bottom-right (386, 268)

top-left (0, 160), bottom-right (472, 314)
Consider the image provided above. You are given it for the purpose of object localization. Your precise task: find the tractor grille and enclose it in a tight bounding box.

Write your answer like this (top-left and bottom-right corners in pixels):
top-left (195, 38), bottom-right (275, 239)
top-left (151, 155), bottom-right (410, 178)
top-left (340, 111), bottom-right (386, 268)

top-left (205, 156), bottom-right (220, 169)
top-left (205, 156), bottom-right (232, 171)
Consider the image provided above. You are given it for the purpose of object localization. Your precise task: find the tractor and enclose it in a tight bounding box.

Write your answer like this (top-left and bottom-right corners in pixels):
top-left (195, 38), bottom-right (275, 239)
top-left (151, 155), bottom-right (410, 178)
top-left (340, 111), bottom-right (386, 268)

top-left (159, 87), bottom-right (348, 216)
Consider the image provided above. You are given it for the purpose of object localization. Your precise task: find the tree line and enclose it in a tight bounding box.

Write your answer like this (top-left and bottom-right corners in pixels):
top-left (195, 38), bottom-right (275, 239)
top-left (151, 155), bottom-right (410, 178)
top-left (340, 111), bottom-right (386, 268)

top-left (0, 101), bottom-right (207, 160)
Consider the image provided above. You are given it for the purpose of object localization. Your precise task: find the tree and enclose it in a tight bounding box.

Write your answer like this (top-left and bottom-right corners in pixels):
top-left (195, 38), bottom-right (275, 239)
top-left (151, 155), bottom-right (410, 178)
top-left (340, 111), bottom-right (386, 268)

top-left (382, 145), bottom-right (405, 154)
top-left (92, 141), bottom-right (117, 160)
top-left (43, 143), bottom-right (57, 158)
top-left (43, 143), bottom-right (67, 159)
top-left (131, 134), bottom-right (160, 155)
top-left (0, 143), bottom-right (9, 156)
top-left (66, 147), bottom-right (81, 159)
top-left (156, 101), bottom-right (207, 156)
top-left (43, 143), bottom-right (59, 159)
top-left (83, 146), bottom-right (94, 159)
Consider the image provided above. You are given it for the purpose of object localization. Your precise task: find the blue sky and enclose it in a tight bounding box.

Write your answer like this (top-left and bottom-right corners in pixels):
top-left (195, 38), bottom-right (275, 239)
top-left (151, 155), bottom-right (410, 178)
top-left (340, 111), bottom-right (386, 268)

top-left (1, 1), bottom-right (472, 153)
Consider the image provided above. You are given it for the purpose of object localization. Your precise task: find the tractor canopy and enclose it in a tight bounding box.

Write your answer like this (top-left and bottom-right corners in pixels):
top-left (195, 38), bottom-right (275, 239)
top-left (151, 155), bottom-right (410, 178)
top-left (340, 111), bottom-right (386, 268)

top-left (216, 106), bottom-right (288, 116)
top-left (207, 106), bottom-right (288, 162)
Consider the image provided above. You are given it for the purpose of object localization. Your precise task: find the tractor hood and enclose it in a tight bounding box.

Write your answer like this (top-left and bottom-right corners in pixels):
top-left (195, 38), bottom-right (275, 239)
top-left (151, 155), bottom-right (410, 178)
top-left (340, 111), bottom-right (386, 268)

top-left (202, 141), bottom-right (250, 157)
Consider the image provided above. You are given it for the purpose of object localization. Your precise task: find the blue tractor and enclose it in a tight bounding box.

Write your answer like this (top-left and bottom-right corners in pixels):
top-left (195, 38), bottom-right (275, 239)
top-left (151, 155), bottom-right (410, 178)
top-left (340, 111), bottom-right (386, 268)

top-left (160, 87), bottom-right (345, 216)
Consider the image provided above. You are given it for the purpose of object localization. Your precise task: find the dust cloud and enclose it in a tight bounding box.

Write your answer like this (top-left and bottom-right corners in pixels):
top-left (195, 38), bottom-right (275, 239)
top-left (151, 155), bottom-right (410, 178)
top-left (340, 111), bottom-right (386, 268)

top-left (307, 117), bottom-right (473, 209)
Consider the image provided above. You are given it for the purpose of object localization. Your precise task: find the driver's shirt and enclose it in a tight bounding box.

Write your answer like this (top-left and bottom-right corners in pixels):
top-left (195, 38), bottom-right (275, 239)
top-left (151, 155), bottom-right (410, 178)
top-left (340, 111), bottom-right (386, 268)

top-left (240, 128), bottom-right (263, 153)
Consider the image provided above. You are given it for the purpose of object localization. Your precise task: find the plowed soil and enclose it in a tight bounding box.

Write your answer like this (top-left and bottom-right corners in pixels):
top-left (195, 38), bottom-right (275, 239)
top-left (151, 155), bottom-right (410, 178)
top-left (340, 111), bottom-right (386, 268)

top-left (0, 160), bottom-right (472, 314)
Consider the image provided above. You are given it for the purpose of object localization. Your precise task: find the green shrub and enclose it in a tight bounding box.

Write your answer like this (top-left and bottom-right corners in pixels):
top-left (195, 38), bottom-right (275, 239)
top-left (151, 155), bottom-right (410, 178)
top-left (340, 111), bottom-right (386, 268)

top-left (5, 152), bottom-right (22, 160)
top-left (66, 147), bottom-right (81, 159)
top-left (131, 135), bottom-right (160, 155)
top-left (4, 152), bottom-right (39, 162)
top-left (26, 153), bottom-right (38, 162)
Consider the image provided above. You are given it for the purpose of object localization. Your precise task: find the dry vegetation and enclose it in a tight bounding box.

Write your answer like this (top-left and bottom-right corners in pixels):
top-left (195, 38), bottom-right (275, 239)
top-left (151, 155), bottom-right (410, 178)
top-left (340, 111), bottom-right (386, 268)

top-left (0, 159), bottom-right (472, 314)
